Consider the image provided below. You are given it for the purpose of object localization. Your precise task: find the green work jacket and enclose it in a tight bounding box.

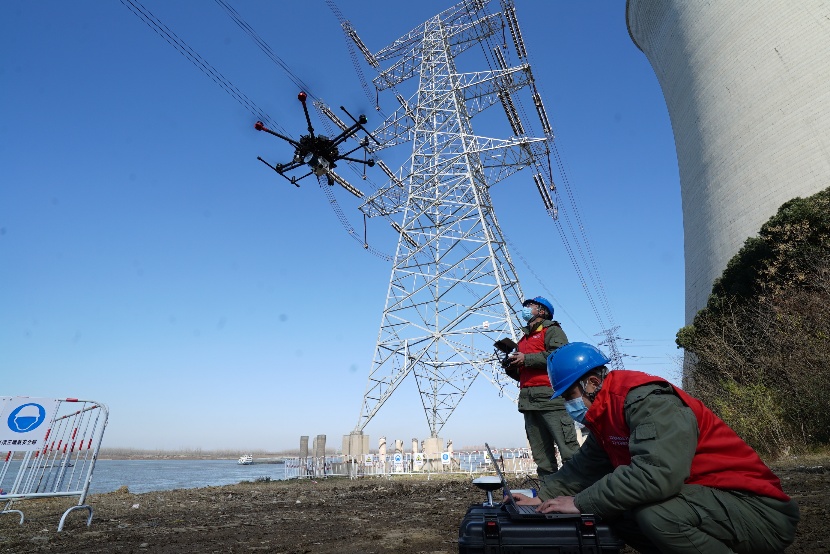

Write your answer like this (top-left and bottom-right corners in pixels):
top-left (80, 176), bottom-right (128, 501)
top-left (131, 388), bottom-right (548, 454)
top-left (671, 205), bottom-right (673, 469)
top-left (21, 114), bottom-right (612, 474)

top-left (539, 382), bottom-right (698, 518)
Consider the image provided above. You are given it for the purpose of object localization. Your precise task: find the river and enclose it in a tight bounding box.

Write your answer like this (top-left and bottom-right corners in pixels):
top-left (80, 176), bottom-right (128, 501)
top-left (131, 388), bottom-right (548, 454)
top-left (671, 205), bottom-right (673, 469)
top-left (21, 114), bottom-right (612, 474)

top-left (87, 459), bottom-right (288, 494)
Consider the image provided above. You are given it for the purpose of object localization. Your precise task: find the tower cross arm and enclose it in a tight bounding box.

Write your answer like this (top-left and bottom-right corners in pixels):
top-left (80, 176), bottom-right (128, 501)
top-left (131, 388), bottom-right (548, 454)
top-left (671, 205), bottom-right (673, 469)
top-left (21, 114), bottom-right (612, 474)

top-left (455, 65), bottom-right (533, 118)
top-left (373, 12), bottom-right (501, 91)
top-left (455, 65), bottom-right (531, 97)
top-left (366, 103), bottom-right (416, 153)
top-left (359, 176), bottom-right (408, 218)
top-left (372, 0), bottom-right (489, 62)
top-left (472, 135), bottom-right (549, 186)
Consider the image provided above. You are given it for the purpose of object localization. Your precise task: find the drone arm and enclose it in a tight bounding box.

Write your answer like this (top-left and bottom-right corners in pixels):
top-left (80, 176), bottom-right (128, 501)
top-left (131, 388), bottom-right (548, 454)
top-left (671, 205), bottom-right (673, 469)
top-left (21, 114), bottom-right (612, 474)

top-left (338, 155), bottom-right (376, 166)
top-left (340, 142), bottom-right (371, 158)
top-left (254, 121), bottom-right (301, 148)
top-left (327, 123), bottom-right (363, 149)
top-left (340, 106), bottom-right (381, 146)
top-left (298, 92), bottom-right (315, 140)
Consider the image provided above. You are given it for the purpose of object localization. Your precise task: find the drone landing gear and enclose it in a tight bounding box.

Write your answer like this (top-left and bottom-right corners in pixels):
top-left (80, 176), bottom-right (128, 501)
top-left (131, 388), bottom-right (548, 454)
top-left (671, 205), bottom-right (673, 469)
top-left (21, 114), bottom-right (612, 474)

top-left (256, 156), bottom-right (300, 187)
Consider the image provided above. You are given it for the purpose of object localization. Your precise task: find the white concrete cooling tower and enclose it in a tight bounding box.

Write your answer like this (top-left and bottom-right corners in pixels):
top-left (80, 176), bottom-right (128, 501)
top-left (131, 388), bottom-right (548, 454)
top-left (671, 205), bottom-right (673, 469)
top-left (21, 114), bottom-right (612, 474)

top-left (626, 1), bottom-right (830, 324)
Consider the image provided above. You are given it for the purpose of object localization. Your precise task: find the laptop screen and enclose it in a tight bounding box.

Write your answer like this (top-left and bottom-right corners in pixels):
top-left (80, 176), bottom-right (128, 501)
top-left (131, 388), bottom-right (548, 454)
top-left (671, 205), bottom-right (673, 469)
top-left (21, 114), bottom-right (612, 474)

top-left (484, 442), bottom-right (520, 507)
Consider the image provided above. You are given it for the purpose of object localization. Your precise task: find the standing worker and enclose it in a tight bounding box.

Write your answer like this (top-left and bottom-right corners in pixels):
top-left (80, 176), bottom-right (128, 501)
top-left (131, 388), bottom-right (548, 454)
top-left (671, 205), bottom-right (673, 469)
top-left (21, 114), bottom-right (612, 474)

top-left (514, 342), bottom-right (799, 553)
top-left (505, 296), bottom-right (581, 483)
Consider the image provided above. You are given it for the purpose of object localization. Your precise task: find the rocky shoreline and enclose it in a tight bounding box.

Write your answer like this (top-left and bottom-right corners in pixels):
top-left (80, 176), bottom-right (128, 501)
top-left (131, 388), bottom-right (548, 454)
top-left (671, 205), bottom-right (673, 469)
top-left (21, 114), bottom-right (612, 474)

top-left (1, 459), bottom-right (827, 553)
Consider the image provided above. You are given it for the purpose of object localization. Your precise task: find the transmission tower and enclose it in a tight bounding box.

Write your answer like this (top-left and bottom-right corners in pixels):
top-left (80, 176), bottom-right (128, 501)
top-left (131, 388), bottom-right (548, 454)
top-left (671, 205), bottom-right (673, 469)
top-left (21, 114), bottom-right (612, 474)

top-left (596, 326), bottom-right (625, 370)
top-left (322, 0), bottom-right (559, 437)
top-left (119, 0), bottom-right (623, 439)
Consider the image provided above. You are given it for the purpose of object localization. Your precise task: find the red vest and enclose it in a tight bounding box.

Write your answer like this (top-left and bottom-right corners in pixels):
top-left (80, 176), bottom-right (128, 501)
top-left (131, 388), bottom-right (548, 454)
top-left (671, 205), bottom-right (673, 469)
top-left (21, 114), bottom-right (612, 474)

top-left (584, 371), bottom-right (790, 502)
top-left (517, 326), bottom-right (552, 388)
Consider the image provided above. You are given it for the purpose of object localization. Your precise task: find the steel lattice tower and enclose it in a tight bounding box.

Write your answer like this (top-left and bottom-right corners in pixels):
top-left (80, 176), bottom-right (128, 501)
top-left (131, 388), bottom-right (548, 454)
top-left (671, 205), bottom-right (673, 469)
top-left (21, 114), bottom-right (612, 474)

top-left (329, 0), bottom-right (557, 437)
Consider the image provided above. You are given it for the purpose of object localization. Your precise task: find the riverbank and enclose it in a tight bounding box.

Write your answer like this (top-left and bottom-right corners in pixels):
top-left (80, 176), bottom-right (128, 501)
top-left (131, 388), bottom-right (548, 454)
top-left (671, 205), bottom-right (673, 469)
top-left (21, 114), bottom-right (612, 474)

top-left (96, 448), bottom-right (290, 461)
top-left (1, 456), bottom-right (827, 553)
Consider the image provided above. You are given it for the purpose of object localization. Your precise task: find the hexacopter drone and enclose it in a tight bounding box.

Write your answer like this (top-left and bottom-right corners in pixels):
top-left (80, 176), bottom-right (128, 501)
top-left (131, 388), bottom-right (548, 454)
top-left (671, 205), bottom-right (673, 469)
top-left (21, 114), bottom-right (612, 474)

top-left (254, 92), bottom-right (377, 187)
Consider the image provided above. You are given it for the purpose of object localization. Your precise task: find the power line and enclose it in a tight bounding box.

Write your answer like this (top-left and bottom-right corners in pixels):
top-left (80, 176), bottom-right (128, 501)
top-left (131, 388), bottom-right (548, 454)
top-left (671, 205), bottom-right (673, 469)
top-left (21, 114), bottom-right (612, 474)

top-left (325, 0), bottom-right (375, 105)
top-left (213, 0), bottom-right (318, 102)
top-left (211, 0), bottom-right (393, 262)
top-left (121, 0), bottom-right (397, 261)
top-left (502, 234), bottom-right (594, 340)
top-left (119, 0), bottom-right (286, 136)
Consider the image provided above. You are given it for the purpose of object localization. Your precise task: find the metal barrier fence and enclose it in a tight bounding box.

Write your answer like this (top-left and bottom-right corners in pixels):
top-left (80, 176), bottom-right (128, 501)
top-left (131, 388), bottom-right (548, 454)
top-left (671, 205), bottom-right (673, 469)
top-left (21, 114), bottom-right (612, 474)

top-left (281, 447), bottom-right (538, 480)
top-left (0, 397), bottom-right (109, 531)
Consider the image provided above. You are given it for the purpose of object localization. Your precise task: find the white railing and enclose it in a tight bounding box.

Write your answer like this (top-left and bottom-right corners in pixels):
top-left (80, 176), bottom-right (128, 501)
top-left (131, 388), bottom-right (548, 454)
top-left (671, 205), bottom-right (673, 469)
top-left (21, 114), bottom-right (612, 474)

top-left (280, 447), bottom-right (538, 480)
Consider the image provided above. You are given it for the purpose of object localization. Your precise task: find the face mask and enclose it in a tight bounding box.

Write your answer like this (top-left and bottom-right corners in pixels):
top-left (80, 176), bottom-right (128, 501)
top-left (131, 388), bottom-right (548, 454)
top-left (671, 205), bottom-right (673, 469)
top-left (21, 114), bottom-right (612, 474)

top-left (564, 397), bottom-right (589, 423)
top-left (520, 307), bottom-right (534, 321)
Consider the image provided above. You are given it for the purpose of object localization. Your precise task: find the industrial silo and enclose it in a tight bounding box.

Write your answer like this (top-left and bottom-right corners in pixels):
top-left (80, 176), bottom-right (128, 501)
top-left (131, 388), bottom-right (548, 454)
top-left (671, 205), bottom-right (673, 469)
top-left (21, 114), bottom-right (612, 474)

top-left (626, 1), bottom-right (830, 324)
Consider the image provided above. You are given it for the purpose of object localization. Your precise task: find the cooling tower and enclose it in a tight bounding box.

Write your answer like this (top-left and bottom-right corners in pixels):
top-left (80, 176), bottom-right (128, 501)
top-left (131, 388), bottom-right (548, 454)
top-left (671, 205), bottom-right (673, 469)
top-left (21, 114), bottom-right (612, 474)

top-left (626, 1), bottom-right (830, 324)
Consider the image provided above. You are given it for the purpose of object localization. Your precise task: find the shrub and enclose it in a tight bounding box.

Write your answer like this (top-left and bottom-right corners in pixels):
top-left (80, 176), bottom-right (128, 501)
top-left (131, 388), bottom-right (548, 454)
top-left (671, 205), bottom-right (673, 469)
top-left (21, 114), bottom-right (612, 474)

top-left (677, 188), bottom-right (830, 456)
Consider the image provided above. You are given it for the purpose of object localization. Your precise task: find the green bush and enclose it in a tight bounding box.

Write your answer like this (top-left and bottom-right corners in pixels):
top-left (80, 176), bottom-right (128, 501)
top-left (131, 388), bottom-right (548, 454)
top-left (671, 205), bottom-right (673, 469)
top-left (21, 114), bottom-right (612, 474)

top-left (707, 381), bottom-right (790, 454)
top-left (677, 187), bottom-right (830, 456)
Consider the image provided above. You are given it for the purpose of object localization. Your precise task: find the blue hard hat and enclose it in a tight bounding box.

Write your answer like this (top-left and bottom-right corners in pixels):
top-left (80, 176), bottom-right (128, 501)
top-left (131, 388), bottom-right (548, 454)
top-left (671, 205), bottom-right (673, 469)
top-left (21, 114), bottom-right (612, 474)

top-left (523, 296), bottom-right (554, 317)
top-left (547, 342), bottom-right (611, 397)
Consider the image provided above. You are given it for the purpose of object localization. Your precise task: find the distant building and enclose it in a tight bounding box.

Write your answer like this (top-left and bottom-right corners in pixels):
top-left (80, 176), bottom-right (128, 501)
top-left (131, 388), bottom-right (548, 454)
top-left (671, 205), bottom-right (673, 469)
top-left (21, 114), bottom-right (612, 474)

top-left (626, 1), bottom-right (830, 324)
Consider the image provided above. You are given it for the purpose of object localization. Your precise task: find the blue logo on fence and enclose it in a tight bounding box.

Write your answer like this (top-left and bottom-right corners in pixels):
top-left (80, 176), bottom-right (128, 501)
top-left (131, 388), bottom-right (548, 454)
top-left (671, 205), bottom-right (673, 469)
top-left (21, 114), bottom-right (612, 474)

top-left (394, 453), bottom-right (403, 463)
top-left (8, 403), bottom-right (47, 433)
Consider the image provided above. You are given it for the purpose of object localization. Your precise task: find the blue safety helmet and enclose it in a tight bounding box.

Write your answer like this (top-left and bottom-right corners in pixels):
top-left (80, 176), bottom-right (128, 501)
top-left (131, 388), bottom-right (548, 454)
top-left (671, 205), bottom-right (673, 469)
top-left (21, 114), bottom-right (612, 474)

top-left (522, 296), bottom-right (554, 318)
top-left (547, 342), bottom-right (611, 397)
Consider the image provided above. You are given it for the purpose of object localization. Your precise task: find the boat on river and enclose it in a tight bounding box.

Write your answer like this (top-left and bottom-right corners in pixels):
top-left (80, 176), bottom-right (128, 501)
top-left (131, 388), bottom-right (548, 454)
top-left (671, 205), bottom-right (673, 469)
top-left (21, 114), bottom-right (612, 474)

top-left (237, 454), bottom-right (253, 465)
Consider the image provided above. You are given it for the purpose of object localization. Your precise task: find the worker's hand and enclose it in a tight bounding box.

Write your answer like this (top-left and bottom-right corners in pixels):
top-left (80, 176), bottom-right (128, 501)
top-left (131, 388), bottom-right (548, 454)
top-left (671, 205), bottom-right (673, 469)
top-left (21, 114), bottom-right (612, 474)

top-left (537, 496), bottom-right (579, 514)
top-left (510, 492), bottom-right (541, 505)
top-left (507, 352), bottom-right (525, 367)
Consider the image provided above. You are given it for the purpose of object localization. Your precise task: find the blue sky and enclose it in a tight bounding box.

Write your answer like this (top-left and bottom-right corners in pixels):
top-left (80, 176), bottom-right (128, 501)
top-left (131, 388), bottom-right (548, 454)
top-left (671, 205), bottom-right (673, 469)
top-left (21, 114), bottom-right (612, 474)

top-left (1, 1), bottom-right (683, 451)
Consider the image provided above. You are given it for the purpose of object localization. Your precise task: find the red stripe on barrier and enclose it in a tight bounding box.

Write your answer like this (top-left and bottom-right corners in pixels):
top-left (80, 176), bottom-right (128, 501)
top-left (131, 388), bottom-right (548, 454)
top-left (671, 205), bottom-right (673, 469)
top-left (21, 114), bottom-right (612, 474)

top-left (57, 440), bottom-right (63, 450)
top-left (72, 428), bottom-right (78, 440)
top-left (44, 428), bottom-right (51, 441)
top-left (63, 444), bottom-right (68, 453)
top-left (66, 398), bottom-right (79, 402)
top-left (70, 441), bottom-right (76, 452)
top-left (4, 452), bottom-right (10, 462)
top-left (86, 439), bottom-right (92, 450)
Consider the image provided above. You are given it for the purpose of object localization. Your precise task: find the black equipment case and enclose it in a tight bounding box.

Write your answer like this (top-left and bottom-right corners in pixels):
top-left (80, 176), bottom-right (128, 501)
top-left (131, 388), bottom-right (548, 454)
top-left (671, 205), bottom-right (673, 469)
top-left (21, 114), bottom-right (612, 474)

top-left (458, 504), bottom-right (624, 553)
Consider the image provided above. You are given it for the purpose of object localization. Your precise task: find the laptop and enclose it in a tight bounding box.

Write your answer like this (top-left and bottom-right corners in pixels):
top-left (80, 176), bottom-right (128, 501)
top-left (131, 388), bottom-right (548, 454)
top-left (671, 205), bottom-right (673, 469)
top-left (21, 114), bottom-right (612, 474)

top-left (485, 443), bottom-right (576, 521)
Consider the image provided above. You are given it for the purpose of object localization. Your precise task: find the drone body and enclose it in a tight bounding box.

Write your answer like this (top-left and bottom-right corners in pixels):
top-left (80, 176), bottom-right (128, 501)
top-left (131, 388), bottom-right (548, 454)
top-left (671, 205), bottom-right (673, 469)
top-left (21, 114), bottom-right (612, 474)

top-left (255, 92), bottom-right (375, 187)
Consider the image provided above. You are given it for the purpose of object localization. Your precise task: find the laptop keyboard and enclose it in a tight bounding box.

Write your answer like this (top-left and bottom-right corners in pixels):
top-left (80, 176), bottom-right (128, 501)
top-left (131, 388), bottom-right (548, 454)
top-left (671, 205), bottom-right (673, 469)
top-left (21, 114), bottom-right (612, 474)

top-left (511, 503), bottom-right (542, 515)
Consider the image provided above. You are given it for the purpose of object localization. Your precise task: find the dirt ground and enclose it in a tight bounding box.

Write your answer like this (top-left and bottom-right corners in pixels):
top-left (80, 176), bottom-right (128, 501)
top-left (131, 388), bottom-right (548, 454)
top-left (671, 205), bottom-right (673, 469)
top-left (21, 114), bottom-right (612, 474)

top-left (1, 456), bottom-right (827, 554)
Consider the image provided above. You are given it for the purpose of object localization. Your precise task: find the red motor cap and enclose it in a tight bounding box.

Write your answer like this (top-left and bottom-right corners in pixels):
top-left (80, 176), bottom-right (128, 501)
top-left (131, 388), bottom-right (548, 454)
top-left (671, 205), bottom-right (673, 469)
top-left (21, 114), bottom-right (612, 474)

top-left (254, 121), bottom-right (265, 131)
top-left (298, 91), bottom-right (307, 103)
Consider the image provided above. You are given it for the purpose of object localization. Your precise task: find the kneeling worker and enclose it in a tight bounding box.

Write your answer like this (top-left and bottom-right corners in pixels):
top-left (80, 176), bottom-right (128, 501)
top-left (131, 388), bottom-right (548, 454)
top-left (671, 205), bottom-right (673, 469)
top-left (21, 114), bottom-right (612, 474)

top-left (513, 342), bottom-right (799, 553)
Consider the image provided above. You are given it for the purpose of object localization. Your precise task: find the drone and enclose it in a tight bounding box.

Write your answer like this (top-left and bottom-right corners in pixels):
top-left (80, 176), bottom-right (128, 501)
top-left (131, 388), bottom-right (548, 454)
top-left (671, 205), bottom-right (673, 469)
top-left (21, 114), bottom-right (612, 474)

top-left (254, 92), bottom-right (377, 187)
